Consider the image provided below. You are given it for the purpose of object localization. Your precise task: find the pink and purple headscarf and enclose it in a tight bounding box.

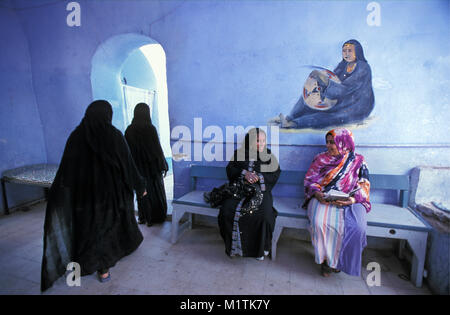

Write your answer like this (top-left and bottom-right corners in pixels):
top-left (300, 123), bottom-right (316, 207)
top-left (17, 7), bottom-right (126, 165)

top-left (304, 128), bottom-right (371, 212)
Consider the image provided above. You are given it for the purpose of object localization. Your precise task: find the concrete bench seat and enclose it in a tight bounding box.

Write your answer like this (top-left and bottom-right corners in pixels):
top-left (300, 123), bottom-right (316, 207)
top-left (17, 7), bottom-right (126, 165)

top-left (172, 165), bottom-right (431, 287)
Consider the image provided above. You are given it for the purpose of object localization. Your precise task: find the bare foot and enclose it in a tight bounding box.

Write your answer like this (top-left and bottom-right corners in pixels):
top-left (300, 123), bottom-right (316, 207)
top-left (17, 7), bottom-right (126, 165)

top-left (267, 114), bottom-right (282, 125)
top-left (279, 114), bottom-right (297, 128)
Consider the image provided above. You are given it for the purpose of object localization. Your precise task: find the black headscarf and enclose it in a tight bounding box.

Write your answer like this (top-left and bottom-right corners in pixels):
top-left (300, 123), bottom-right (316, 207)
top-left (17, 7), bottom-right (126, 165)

top-left (63, 100), bottom-right (137, 193)
top-left (234, 128), bottom-right (279, 173)
top-left (125, 103), bottom-right (168, 177)
top-left (41, 100), bottom-right (145, 292)
top-left (80, 100), bottom-right (115, 166)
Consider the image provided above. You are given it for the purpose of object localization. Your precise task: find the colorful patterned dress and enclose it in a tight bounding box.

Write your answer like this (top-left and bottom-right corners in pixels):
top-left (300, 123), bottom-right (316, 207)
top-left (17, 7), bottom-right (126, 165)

top-left (303, 128), bottom-right (370, 276)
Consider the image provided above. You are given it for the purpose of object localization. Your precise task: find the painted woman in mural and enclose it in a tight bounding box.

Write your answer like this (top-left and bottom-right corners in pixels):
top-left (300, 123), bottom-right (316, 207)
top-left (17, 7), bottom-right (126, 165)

top-left (269, 39), bottom-right (374, 129)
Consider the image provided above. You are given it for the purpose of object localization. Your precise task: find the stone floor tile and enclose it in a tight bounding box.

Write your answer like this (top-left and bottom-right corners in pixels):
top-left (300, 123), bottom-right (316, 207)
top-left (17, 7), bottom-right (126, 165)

top-left (340, 279), bottom-right (371, 295)
top-left (367, 285), bottom-right (399, 295)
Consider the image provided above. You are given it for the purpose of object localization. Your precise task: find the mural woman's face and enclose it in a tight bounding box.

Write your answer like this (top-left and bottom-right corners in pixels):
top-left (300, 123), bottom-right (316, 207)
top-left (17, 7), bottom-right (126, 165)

top-left (326, 135), bottom-right (340, 156)
top-left (342, 44), bottom-right (356, 63)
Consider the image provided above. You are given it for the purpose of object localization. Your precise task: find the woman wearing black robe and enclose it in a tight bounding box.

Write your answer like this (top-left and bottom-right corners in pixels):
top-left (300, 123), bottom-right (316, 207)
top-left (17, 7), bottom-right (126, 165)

top-left (125, 103), bottom-right (168, 226)
top-left (218, 128), bottom-right (281, 260)
top-left (41, 100), bottom-right (147, 291)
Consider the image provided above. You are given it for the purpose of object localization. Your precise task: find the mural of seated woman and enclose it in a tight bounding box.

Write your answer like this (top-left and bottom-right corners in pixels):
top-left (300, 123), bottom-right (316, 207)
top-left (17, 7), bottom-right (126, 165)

top-left (271, 39), bottom-right (374, 129)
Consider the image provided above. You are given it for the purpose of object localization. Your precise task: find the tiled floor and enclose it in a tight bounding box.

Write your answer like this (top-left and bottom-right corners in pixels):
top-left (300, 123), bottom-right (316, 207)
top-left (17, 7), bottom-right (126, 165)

top-left (0, 201), bottom-right (432, 295)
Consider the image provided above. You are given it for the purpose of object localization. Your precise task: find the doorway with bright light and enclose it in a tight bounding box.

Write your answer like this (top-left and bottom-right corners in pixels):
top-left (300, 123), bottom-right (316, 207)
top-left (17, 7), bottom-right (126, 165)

top-left (91, 34), bottom-right (173, 215)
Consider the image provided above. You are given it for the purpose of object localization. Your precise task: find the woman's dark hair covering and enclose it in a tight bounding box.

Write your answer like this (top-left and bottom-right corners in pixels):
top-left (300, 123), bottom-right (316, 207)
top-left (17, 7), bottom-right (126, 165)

top-left (125, 103), bottom-right (168, 176)
top-left (236, 128), bottom-right (279, 173)
top-left (132, 102), bottom-right (151, 125)
top-left (80, 100), bottom-right (121, 169)
top-left (84, 99), bottom-right (113, 123)
top-left (242, 127), bottom-right (266, 153)
top-left (333, 39), bottom-right (368, 81)
top-left (238, 127), bottom-right (268, 162)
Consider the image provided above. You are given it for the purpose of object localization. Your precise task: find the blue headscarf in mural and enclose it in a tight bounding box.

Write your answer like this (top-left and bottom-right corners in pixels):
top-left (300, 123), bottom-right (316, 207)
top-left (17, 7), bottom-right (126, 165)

top-left (273, 39), bottom-right (375, 129)
top-left (334, 39), bottom-right (367, 81)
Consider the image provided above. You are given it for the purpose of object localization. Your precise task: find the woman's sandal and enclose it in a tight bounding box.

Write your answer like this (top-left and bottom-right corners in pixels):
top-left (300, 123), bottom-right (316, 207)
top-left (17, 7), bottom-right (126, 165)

top-left (98, 271), bottom-right (111, 283)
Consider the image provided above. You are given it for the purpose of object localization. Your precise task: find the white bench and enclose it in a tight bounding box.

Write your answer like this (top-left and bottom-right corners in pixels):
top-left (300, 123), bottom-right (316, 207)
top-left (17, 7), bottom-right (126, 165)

top-left (172, 165), bottom-right (431, 287)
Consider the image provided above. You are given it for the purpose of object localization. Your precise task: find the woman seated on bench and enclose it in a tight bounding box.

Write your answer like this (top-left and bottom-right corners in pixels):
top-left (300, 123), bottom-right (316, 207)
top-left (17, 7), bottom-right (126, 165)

top-left (218, 128), bottom-right (281, 260)
top-left (303, 128), bottom-right (371, 277)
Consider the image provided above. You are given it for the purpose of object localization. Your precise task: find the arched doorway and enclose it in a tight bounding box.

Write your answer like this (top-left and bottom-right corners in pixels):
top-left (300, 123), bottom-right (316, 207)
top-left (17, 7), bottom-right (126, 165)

top-left (90, 33), bottom-right (173, 213)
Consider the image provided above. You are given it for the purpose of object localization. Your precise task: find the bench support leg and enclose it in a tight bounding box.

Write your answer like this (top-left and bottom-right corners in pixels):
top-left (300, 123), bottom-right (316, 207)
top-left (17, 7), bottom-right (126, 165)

top-left (171, 208), bottom-right (186, 244)
top-left (1, 178), bottom-right (9, 215)
top-left (271, 225), bottom-right (284, 261)
top-left (398, 239), bottom-right (406, 260)
top-left (188, 213), bottom-right (193, 229)
top-left (408, 235), bottom-right (428, 287)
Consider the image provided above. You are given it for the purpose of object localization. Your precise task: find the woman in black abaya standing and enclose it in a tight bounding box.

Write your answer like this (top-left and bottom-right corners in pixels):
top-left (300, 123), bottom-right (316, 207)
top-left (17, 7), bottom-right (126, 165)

top-left (125, 103), bottom-right (169, 226)
top-left (41, 100), bottom-right (147, 291)
top-left (218, 128), bottom-right (281, 260)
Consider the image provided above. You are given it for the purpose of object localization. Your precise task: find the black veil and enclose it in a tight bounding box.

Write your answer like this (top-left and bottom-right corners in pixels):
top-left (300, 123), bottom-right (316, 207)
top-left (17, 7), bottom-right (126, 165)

top-left (41, 100), bottom-right (146, 291)
top-left (125, 103), bottom-right (168, 177)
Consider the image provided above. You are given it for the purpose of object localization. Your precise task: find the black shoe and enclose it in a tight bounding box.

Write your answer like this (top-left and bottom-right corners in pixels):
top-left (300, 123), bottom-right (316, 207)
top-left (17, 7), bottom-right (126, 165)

top-left (321, 263), bottom-right (332, 277)
top-left (138, 219), bottom-right (146, 224)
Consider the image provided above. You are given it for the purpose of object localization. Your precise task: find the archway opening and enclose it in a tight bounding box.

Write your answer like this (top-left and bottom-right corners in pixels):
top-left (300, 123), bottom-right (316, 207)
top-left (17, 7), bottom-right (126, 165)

top-left (91, 33), bottom-right (173, 214)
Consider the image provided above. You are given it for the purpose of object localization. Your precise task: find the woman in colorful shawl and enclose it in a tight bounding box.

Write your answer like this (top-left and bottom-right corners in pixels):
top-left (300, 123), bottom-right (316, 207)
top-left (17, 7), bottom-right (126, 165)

top-left (303, 128), bottom-right (370, 277)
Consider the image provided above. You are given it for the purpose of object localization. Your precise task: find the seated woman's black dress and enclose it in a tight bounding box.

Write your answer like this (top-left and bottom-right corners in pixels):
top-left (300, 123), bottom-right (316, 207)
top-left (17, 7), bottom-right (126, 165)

top-left (218, 149), bottom-right (280, 258)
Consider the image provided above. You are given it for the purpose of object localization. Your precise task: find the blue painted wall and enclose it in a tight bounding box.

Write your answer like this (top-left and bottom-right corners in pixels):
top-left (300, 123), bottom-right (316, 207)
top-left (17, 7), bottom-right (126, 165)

top-left (0, 4), bottom-right (48, 212)
top-left (152, 0), bottom-right (450, 198)
top-left (10, 0), bottom-right (181, 164)
top-left (1, 0), bottom-right (449, 211)
top-left (0, 0), bottom-right (179, 212)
